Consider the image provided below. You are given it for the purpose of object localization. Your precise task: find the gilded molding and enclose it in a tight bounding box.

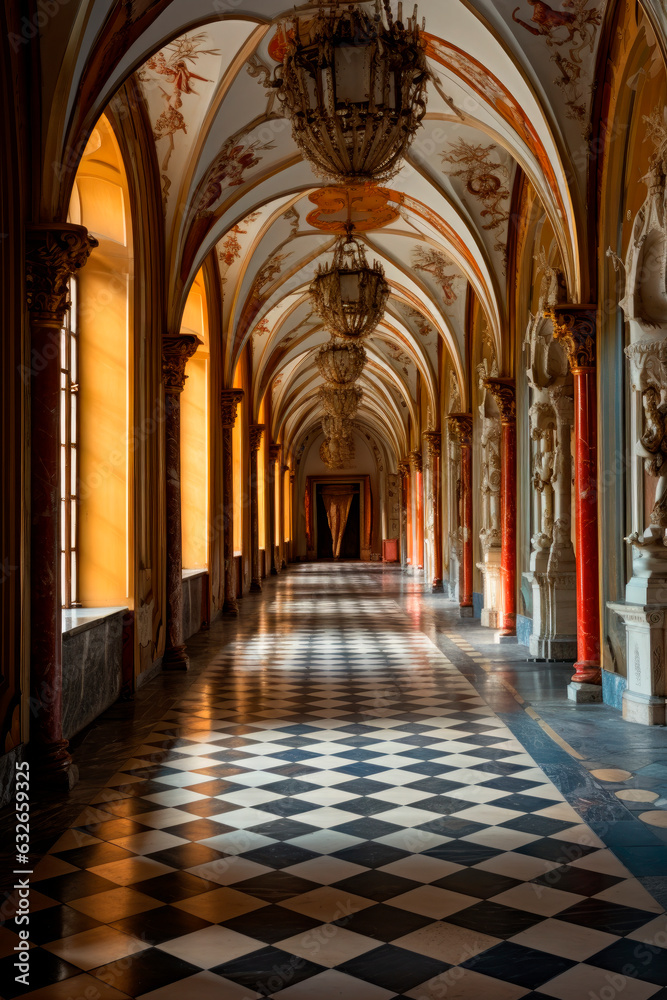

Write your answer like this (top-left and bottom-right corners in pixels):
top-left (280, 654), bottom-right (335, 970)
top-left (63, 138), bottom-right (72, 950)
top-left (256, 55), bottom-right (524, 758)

top-left (548, 305), bottom-right (597, 373)
top-left (26, 224), bottom-right (98, 322)
top-left (398, 461), bottom-right (410, 478)
top-left (162, 335), bottom-right (199, 394)
top-left (249, 423), bottom-right (265, 453)
top-left (220, 388), bottom-right (244, 427)
top-left (482, 377), bottom-right (516, 423)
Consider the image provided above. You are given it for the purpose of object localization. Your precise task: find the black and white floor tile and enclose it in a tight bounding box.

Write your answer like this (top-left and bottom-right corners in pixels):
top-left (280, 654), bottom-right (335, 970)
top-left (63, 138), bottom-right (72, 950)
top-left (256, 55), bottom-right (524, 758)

top-left (3, 566), bottom-right (667, 999)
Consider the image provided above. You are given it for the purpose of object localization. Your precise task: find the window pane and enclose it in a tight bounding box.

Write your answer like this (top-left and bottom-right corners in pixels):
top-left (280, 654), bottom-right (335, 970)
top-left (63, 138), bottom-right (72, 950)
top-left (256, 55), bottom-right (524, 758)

top-left (71, 502), bottom-right (76, 541)
top-left (61, 327), bottom-right (67, 368)
top-left (71, 448), bottom-right (77, 492)
top-left (60, 389), bottom-right (66, 440)
top-left (60, 446), bottom-right (67, 498)
top-left (71, 552), bottom-right (77, 605)
top-left (71, 395), bottom-right (77, 443)
top-left (61, 500), bottom-right (66, 550)
top-left (71, 335), bottom-right (77, 382)
top-left (70, 279), bottom-right (77, 331)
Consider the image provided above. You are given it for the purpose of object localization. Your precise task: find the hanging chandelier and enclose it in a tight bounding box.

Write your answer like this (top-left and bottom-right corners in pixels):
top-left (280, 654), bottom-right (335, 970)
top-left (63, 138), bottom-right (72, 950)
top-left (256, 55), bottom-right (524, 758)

top-left (316, 339), bottom-right (367, 385)
top-left (311, 228), bottom-right (389, 340)
top-left (320, 416), bottom-right (356, 469)
top-left (273, 1), bottom-right (430, 182)
top-left (319, 384), bottom-right (363, 419)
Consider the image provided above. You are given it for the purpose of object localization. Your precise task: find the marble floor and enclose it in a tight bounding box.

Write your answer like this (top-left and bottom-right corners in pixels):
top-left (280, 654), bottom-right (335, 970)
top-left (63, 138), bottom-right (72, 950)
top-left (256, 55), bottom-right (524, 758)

top-left (3, 565), bottom-right (667, 999)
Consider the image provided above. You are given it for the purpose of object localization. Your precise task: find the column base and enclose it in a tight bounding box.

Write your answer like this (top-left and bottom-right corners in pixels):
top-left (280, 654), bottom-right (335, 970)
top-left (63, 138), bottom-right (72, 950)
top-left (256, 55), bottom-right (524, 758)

top-left (281, 560), bottom-right (287, 570)
top-left (431, 578), bottom-right (444, 593)
top-left (481, 609), bottom-right (500, 628)
top-left (460, 604), bottom-right (474, 618)
top-left (623, 689), bottom-right (667, 726)
top-left (163, 645), bottom-right (189, 670)
top-left (529, 636), bottom-right (578, 660)
top-left (250, 579), bottom-right (262, 593)
top-left (33, 740), bottom-right (79, 790)
top-left (495, 632), bottom-right (518, 644)
top-left (571, 661), bottom-right (602, 685)
top-left (567, 681), bottom-right (602, 703)
top-left (223, 599), bottom-right (239, 616)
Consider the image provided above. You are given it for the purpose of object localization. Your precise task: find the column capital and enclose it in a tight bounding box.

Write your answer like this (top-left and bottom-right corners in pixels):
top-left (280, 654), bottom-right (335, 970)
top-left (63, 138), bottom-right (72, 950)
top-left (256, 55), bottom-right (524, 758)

top-left (220, 388), bottom-right (244, 427)
top-left (448, 412), bottom-right (473, 445)
top-left (162, 335), bottom-right (200, 394)
top-left (398, 460), bottom-right (410, 478)
top-left (408, 450), bottom-right (423, 473)
top-left (548, 304), bottom-right (597, 373)
top-left (249, 423), bottom-right (265, 453)
top-left (26, 223), bottom-right (98, 323)
top-left (269, 443), bottom-right (281, 463)
top-left (289, 471), bottom-right (296, 485)
top-left (482, 377), bottom-right (516, 424)
top-left (423, 431), bottom-right (441, 459)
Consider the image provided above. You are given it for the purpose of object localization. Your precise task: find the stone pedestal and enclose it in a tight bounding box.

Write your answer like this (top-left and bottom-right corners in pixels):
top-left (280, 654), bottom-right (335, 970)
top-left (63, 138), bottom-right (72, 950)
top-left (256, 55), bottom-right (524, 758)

top-left (26, 224), bottom-right (98, 788)
top-left (609, 602), bottom-right (667, 724)
top-left (162, 335), bottom-right (200, 668)
top-left (479, 549), bottom-right (501, 628)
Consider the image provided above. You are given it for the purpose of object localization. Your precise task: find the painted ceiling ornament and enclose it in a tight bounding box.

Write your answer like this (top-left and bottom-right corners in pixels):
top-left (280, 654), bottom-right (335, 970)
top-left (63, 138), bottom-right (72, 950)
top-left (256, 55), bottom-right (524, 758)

top-left (411, 246), bottom-right (460, 306)
top-left (441, 139), bottom-right (510, 247)
top-left (272, 1), bottom-right (430, 182)
top-left (316, 339), bottom-right (368, 386)
top-left (511, 0), bottom-right (602, 133)
top-left (310, 226), bottom-right (390, 340)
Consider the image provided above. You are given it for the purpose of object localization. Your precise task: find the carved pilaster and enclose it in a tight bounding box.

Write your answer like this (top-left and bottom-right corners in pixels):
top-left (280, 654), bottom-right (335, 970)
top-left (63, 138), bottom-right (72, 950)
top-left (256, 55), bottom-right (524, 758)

top-left (448, 413), bottom-right (473, 445)
top-left (220, 388), bottom-right (244, 427)
top-left (249, 423), bottom-right (265, 453)
top-left (548, 306), bottom-right (597, 373)
top-left (482, 378), bottom-right (516, 423)
top-left (26, 224), bottom-right (98, 788)
top-left (162, 335), bottom-right (199, 394)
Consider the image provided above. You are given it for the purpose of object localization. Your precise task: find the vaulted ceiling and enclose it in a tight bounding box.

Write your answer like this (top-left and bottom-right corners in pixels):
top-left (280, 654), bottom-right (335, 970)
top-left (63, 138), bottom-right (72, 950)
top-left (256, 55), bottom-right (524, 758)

top-left (41, 0), bottom-right (610, 468)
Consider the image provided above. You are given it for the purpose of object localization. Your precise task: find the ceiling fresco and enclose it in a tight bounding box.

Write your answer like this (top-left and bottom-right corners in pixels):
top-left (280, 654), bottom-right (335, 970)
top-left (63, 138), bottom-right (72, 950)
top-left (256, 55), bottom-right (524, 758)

top-left (40, 0), bottom-right (614, 471)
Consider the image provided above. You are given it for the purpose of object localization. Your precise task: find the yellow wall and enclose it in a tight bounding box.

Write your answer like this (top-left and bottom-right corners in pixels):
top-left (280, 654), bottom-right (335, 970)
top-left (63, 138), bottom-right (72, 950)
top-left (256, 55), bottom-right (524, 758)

top-left (71, 115), bottom-right (132, 608)
top-left (181, 270), bottom-right (209, 569)
top-left (181, 356), bottom-right (209, 568)
top-left (233, 364), bottom-right (244, 555)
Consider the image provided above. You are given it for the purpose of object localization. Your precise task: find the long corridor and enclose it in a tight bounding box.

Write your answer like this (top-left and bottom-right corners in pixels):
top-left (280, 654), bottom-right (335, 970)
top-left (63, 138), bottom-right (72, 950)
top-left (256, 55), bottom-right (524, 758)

top-left (5, 566), bottom-right (667, 999)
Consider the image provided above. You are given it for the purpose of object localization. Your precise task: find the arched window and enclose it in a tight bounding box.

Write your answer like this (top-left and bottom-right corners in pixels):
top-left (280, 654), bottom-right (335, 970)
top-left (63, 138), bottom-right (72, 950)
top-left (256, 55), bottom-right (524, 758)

top-left (180, 269), bottom-right (209, 570)
top-left (68, 115), bottom-right (132, 609)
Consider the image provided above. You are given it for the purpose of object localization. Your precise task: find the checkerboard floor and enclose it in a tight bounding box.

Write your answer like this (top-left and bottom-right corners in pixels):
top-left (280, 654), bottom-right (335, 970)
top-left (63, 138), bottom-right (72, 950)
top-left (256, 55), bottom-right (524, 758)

top-left (4, 565), bottom-right (667, 998)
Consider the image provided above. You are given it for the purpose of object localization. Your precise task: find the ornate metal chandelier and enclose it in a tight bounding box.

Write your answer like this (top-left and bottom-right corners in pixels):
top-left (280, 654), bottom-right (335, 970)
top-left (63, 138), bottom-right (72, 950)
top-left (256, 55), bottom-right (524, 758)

top-left (319, 384), bottom-right (363, 419)
top-left (316, 339), bottom-right (367, 385)
top-left (273, 2), bottom-right (430, 182)
top-left (320, 416), bottom-right (356, 469)
top-left (311, 229), bottom-right (389, 340)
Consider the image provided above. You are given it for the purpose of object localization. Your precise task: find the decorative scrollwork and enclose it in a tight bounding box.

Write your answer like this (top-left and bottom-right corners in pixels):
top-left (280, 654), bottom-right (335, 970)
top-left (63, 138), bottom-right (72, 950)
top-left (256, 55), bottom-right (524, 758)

top-left (26, 224), bottom-right (98, 321)
top-left (482, 377), bottom-right (516, 423)
top-left (548, 305), bottom-right (597, 372)
top-left (162, 335), bottom-right (200, 394)
top-left (220, 388), bottom-right (244, 428)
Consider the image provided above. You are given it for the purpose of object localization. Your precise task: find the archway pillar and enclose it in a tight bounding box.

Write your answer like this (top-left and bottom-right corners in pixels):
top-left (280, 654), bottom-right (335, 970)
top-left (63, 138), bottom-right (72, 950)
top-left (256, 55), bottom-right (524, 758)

top-left (162, 334), bottom-right (200, 668)
top-left (249, 424), bottom-right (265, 592)
top-left (423, 432), bottom-right (443, 592)
top-left (551, 306), bottom-right (602, 701)
top-left (448, 414), bottom-right (473, 616)
top-left (26, 223), bottom-right (98, 787)
top-left (398, 461), bottom-right (409, 568)
top-left (408, 451), bottom-right (424, 574)
top-left (481, 381), bottom-right (517, 641)
top-left (220, 389), bottom-right (244, 614)
top-left (268, 444), bottom-right (281, 574)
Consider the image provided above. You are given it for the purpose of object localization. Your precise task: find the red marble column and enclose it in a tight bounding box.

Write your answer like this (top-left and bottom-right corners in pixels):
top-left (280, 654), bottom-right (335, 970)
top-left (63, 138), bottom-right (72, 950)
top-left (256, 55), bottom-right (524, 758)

top-left (221, 389), bottom-right (244, 614)
top-left (409, 451), bottom-right (424, 571)
top-left (249, 423), bottom-right (265, 592)
top-left (483, 379), bottom-right (517, 638)
top-left (162, 335), bottom-right (199, 668)
top-left (269, 444), bottom-right (281, 574)
top-left (26, 223), bottom-right (98, 787)
top-left (552, 306), bottom-right (601, 687)
top-left (449, 414), bottom-right (473, 615)
top-left (424, 432), bottom-right (443, 591)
